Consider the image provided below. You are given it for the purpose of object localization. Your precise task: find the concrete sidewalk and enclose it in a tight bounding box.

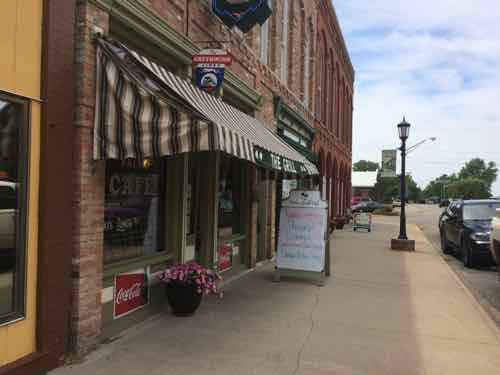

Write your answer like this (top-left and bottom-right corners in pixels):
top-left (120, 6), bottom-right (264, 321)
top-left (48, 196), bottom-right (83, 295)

top-left (51, 218), bottom-right (500, 375)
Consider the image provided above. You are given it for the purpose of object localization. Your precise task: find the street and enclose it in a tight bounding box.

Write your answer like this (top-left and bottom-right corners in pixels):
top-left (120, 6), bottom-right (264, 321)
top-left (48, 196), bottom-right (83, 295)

top-left (404, 204), bottom-right (500, 326)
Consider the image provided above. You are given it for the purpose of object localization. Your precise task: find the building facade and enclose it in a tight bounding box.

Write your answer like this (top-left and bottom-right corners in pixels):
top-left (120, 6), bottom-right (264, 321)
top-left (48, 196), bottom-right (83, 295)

top-left (0, 1), bottom-right (75, 374)
top-left (314, 0), bottom-right (354, 225)
top-left (0, 1), bottom-right (354, 371)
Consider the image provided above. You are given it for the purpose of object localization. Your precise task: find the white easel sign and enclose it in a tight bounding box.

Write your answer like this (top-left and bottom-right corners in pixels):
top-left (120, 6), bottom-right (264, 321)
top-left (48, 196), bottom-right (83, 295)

top-left (275, 190), bottom-right (329, 284)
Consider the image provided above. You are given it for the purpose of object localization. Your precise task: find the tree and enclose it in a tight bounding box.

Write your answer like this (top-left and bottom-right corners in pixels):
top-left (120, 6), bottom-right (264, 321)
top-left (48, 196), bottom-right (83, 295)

top-left (446, 178), bottom-right (491, 199)
top-left (353, 160), bottom-right (379, 172)
top-left (375, 175), bottom-right (422, 203)
top-left (423, 174), bottom-right (457, 198)
top-left (457, 158), bottom-right (498, 193)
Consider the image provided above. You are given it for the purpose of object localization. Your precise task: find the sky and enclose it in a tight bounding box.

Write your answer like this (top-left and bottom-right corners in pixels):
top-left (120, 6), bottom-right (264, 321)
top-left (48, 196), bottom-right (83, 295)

top-left (333, 0), bottom-right (500, 195)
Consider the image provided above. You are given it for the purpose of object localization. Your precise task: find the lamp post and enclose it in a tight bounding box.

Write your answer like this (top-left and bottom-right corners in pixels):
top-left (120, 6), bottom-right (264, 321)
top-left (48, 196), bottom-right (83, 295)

top-left (391, 117), bottom-right (415, 251)
top-left (397, 118), bottom-right (410, 240)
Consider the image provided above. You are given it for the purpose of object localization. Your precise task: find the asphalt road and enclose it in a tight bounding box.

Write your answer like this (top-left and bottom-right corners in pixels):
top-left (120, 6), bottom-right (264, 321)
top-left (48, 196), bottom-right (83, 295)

top-left (406, 204), bottom-right (500, 326)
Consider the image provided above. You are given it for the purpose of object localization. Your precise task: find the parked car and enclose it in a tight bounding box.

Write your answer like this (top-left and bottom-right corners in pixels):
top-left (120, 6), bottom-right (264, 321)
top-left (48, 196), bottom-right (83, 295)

top-left (392, 198), bottom-right (401, 208)
top-left (490, 209), bottom-right (500, 267)
top-left (351, 196), bottom-right (362, 206)
top-left (352, 201), bottom-right (385, 213)
top-left (439, 199), bottom-right (500, 267)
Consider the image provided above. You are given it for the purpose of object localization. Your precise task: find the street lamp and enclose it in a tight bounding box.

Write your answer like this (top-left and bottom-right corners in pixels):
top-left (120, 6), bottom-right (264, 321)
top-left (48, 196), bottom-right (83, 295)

top-left (397, 117), bottom-right (410, 240)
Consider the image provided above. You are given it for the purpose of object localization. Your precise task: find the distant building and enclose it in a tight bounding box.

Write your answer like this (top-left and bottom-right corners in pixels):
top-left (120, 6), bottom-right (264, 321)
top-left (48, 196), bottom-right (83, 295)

top-left (352, 171), bottom-right (378, 201)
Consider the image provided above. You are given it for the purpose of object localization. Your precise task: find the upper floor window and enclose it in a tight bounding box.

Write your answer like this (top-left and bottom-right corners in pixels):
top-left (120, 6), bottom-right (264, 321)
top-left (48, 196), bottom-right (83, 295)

top-left (260, 20), bottom-right (269, 64)
top-left (280, 0), bottom-right (290, 82)
top-left (303, 36), bottom-right (310, 107)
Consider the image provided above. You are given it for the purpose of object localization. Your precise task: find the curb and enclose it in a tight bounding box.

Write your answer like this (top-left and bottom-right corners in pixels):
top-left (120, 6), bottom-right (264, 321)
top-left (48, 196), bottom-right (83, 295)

top-left (413, 224), bottom-right (500, 344)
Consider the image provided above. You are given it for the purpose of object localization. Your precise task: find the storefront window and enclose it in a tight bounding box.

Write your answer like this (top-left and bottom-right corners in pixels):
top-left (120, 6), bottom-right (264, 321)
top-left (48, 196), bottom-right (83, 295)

top-left (282, 179), bottom-right (298, 200)
top-left (0, 94), bottom-right (28, 324)
top-left (104, 159), bottom-right (165, 264)
top-left (218, 156), bottom-right (242, 237)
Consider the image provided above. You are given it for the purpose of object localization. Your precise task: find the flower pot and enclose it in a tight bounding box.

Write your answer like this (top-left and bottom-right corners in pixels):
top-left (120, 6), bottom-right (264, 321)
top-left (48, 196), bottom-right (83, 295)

top-left (165, 282), bottom-right (202, 316)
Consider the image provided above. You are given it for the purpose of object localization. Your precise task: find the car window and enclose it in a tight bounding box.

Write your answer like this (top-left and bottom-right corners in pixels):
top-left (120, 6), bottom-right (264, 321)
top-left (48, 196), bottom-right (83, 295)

top-left (463, 203), bottom-right (500, 221)
top-left (0, 186), bottom-right (16, 210)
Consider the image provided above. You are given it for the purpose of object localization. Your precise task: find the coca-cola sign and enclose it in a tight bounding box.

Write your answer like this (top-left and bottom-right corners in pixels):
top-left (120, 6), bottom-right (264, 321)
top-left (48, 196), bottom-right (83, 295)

top-left (114, 272), bottom-right (148, 319)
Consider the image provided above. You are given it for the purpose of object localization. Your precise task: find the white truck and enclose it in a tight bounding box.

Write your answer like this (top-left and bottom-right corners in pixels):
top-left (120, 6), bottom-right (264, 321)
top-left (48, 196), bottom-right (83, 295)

top-left (490, 208), bottom-right (500, 279)
top-left (0, 181), bottom-right (16, 253)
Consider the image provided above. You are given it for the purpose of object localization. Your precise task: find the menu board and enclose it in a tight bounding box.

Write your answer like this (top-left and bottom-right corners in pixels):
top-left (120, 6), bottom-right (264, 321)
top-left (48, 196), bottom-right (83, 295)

top-left (276, 191), bottom-right (328, 273)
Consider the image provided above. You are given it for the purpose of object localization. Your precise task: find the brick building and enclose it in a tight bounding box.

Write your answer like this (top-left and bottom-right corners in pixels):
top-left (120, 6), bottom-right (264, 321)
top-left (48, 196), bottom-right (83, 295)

top-left (314, 0), bottom-right (355, 225)
top-left (0, 1), bottom-right (353, 367)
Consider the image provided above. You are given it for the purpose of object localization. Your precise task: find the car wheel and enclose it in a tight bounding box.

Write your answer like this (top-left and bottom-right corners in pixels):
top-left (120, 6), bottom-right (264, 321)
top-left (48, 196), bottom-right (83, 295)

top-left (440, 231), bottom-right (452, 254)
top-left (461, 239), bottom-right (475, 268)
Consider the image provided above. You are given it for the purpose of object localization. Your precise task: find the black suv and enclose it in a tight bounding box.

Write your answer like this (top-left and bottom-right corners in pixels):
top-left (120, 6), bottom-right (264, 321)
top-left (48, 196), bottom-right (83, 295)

top-left (439, 199), bottom-right (500, 267)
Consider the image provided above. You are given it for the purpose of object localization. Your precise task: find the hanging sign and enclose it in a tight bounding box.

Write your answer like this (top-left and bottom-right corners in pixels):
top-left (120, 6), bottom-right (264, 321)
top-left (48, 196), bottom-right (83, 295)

top-left (193, 49), bottom-right (232, 94)
top-left (113, 270), bottom-right (148, 319)
top-left (380, 149), bottom-right (397, 178)
top-left (212, 0), bottom-right (272, 33)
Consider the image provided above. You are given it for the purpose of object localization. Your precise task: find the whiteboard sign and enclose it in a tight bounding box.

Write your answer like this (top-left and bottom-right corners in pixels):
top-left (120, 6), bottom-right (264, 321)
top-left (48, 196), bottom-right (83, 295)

top-left (276, 191), bottom-right (328, 273)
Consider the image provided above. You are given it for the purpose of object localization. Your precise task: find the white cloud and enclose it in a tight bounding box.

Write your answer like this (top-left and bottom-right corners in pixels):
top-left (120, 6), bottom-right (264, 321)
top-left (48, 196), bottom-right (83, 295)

top-left (334, 0), bottom-right (500, 194)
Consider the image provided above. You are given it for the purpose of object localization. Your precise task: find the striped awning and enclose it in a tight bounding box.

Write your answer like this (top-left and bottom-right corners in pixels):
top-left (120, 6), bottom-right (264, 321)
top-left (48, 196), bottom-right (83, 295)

top-left (94, 38), bottom-right (318, 175)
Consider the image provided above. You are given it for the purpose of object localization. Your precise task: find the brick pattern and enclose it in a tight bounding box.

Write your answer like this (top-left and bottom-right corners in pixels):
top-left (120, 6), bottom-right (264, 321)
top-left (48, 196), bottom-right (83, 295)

top-left (313, 0), bottom-right (354, 221)
top-left (71, 1), bottom-right (108, 356)
top-left (70, 0), bottom-right (353, 354)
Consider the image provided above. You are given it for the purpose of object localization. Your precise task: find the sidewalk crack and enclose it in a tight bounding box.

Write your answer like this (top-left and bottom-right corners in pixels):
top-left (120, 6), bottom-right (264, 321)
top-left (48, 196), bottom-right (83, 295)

top-left (291, 289), bottom-right (320, 375)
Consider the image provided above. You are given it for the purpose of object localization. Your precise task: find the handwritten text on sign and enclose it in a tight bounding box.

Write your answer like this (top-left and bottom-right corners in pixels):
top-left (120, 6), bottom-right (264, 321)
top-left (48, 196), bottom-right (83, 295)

top-left (277, 207), bottom-right (327, 272)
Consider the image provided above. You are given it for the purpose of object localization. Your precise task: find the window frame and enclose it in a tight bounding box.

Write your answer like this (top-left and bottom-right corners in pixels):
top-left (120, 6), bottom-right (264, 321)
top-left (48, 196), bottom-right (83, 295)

top-left (0, 91), bottom-right (30, 326)
top-left (102, 158), bottom-right (167, 265)
top-left (260, 19), bottom-right (270, 64)
top-left (280, 0), bottom-right (290, 83)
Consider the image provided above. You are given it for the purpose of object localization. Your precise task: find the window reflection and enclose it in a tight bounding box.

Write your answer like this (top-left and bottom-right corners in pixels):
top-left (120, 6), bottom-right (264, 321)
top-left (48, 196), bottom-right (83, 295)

top-left (104, 159), bottom-right (165, 264)
top-left (0, 96), bottom-right (26, 322)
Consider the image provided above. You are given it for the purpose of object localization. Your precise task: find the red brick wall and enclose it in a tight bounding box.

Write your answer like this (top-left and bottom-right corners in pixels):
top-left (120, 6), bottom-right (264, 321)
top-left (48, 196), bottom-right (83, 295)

top-left (72, 1), bottom-right (108, 356)
top-left (70, 0), bottom-right (354, 354)
top-left (314, 0), bottom-right (354, 220)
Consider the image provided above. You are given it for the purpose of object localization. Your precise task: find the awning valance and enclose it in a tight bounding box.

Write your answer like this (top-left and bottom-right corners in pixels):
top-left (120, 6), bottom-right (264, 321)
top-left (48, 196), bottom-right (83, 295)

top-left (93, 38), bottom-right (318, 176)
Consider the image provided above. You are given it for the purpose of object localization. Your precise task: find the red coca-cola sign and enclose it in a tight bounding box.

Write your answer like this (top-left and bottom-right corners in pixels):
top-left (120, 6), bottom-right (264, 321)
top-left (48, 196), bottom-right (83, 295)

top-left (218, 244), bottom-right (233, 272)
top-left (114, 272), bottom-right (148, 319)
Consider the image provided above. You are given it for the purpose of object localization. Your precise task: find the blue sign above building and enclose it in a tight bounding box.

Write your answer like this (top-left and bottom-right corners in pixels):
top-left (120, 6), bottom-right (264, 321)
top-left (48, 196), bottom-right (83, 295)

top-left (212, 0), bottom-right (272, 33)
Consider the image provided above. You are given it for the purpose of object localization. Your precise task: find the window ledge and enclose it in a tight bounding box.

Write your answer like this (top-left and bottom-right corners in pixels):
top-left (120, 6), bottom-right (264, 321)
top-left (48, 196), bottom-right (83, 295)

top-left (103, 252), bottom-right (173, 280)
top-left (218, 234), bottom-right (247, 244)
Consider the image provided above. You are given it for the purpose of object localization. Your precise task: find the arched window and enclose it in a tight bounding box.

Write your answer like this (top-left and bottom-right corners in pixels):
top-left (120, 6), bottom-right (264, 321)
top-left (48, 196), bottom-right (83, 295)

top-left (280, 0), bottom-right (290, 82)
top-left (260, 19), bottom-right (270, 64)
top-left (329, 54), bottom-right (335, 132)
top-left (303, 34), bottom-right (310, 106)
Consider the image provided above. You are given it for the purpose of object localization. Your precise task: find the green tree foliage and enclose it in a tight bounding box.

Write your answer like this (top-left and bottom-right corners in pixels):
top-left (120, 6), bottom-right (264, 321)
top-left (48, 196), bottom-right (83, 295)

top-left (446, 178), bottom-right (491, 199)
top-left (423, 174), bottom-right (457, 198)
top-left (375, 176), bottom-right (422, 203)
top-left (457, 158), bottom-right (498, 191)
top-left (424, 158), bottom-right (497, 199)
top-left (353, 160), bottom-right (379, 172)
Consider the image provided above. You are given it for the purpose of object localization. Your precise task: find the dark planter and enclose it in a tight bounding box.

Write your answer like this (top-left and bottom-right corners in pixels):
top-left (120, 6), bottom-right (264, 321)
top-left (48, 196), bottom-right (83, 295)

top-left (165, 281), bottom-right (202, 316)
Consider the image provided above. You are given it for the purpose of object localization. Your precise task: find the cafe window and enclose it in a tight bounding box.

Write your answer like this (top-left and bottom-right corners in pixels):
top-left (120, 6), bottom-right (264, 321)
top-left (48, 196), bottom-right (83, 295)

top-left (104, 159), bottom-right (166, 264)
top-left (0, 93), bottom-right (29, 324)
top-left (218, 156), bottom-right (242, 237)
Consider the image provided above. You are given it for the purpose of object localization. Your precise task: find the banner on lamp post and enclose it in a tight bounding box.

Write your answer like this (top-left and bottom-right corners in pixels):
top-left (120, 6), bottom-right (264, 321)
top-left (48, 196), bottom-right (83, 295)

top-left (380, 149), bottom-right (397, 178)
